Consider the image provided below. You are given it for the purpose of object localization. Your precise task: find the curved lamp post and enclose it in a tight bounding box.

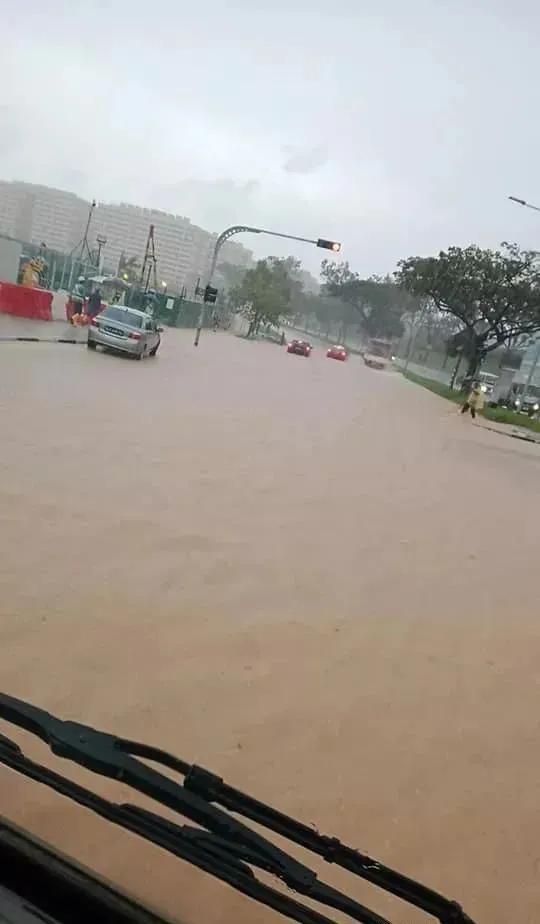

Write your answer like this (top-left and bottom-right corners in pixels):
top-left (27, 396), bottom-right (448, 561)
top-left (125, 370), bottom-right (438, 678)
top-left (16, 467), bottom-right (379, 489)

top-left (194, 226), bottom-right (341, 346)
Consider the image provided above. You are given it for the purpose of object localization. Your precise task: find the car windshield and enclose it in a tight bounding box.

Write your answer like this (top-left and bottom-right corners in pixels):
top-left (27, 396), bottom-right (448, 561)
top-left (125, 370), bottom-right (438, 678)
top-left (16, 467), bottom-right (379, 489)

top-left (102, 307), bottom-right (143, 329)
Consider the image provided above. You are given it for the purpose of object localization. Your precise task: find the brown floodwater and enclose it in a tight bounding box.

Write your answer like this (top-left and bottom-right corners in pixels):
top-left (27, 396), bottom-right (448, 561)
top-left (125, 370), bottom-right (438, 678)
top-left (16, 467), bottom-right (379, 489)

top-left (1, 329), bottom-right (539, 923)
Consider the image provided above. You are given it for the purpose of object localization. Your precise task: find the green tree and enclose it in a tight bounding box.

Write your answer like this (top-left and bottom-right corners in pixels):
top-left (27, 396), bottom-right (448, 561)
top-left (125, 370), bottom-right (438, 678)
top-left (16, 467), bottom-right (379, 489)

top-left (232, 257), bottom-right (302, 337)
top-left (117, 253), bottom-right (140, 285)
top-left (321, 262), bottom-right (408, 339)
top-left (396, 243), bottom-right (540, 378)
top-left (216, 261), bottom-right (248, 293)
top-left (296, 290), bottom-right (358, 341)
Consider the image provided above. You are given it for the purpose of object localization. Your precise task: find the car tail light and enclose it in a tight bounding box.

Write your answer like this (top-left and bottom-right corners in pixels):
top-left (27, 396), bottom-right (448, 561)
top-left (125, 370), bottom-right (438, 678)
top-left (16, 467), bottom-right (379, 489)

top-left (90, 317), bottom-right (100, 327)
top-left (129, 331), bottom-right (142, 340)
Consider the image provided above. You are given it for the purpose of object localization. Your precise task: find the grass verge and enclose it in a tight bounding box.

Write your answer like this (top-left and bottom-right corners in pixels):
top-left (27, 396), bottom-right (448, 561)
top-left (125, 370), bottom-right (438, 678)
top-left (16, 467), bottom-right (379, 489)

top-left (403, 370), bottom-right (540, 434)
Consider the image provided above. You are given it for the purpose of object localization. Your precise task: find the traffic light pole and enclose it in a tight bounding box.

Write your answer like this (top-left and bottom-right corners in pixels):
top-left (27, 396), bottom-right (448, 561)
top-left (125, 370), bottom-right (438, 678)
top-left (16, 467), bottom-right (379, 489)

top-left (193, 225), bottom-right (340, 346)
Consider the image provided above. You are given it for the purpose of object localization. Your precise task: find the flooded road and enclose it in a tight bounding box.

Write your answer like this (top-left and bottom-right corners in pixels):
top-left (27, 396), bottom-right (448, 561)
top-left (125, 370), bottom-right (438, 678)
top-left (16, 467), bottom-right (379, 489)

top-left (1, 330), bottom-right (539, 923)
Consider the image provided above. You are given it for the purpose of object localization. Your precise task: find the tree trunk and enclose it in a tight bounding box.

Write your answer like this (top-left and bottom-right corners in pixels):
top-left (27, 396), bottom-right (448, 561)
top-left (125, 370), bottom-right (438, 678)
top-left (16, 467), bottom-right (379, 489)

top-left (464, 348), bottom-right (482, 381)
top-left (449, 354), bottom-right (462, 390)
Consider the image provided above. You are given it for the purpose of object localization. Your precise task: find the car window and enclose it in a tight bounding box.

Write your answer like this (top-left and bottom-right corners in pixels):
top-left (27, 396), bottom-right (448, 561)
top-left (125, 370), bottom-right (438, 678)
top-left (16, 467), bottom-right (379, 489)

top-left (102, 306), bottom-right (143, 328)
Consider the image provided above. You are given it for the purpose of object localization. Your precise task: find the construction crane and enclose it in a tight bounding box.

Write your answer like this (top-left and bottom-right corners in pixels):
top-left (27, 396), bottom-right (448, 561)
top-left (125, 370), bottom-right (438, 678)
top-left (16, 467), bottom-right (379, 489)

top-left (139, 224), bottom-right (158, 295)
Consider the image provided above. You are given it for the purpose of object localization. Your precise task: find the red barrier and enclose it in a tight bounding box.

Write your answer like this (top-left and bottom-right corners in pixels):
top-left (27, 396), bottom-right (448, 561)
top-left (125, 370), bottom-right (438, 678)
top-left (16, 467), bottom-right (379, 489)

top-left (0, 282), bottom-right (53, 321)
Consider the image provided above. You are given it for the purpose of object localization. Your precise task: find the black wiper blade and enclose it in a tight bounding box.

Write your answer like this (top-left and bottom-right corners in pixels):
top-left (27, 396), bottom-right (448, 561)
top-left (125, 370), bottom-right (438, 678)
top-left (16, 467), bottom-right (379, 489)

top-left (0, 694), bottom-right (315, 887)
top-left (0, 733), bottom-right (338, 924)
top-left (0, 693), bottom-right (475, 924)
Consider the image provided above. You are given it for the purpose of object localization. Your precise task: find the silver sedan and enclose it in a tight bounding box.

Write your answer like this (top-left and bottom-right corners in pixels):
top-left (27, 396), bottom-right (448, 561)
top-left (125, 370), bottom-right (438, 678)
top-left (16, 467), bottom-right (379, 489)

top-left (87, 306), bottom-right (162, 359)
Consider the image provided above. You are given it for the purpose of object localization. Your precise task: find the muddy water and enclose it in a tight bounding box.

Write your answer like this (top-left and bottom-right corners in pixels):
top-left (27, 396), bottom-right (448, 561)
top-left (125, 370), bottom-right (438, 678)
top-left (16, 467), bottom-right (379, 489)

top-left (1, 331), bottom-right (539, 923)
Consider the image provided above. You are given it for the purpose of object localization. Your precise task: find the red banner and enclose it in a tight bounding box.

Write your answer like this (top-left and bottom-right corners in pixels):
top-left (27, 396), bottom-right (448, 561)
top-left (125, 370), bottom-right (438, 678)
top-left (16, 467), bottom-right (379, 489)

top-left (0, 282), bottom-right (53, 321)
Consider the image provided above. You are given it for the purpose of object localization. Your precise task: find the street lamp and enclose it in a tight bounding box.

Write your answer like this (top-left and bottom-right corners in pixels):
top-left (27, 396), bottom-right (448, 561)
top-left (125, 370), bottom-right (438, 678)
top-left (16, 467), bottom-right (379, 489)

top-left (193, 225), bottom-right (341, 346)
top-left (96, 234), bottom-right (107, 272)
top-left (507, 195), bottom-right (540, 394)
top-left (508, 195), bottom-right (540, 213)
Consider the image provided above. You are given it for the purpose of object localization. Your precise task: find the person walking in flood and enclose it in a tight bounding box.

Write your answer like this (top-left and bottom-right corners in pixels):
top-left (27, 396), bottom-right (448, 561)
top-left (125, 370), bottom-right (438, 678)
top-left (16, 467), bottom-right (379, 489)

top-left (461, 381), bottom-right (485, 420)
top-left (87, 287), bottom-right (102, 319)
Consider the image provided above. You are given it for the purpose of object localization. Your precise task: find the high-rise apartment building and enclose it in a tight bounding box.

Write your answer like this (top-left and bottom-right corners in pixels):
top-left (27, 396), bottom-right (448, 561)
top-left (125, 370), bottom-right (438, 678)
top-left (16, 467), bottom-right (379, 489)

top-left (0, 181), bottom-right (88, 254)
top-left (0, 181), bottom-right (254, 293)
top-left (93, 202), bottom-right (202, 292)
top-left (93, 203), bottom-right (254, 293)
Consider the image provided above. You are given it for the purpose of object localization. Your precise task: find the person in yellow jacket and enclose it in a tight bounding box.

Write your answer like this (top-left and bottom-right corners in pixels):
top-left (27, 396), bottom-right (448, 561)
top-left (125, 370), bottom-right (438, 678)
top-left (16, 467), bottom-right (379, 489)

top-left (460, 382), bottom-right (485, 419)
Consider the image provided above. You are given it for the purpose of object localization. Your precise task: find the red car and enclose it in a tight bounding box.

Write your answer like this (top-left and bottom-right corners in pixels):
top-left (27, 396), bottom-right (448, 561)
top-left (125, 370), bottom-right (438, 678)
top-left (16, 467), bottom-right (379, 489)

top-left (287, 339), bottom-right (312, 357)
top-left (326, 344), bottom-right (348, 361)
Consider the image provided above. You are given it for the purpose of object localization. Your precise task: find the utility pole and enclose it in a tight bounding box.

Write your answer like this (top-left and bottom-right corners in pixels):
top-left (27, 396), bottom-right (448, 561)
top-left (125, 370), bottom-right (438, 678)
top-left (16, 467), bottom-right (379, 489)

top-left (64, 199), bottom-right (96, 293)
top-left (508, 195), bottom-right (540, 394)
top-left (96, 234), bottom-right (107, 274)
top-left (522, 338), bottom-right (540, 394)
top-left (194, 226), bottom-right (341, 346)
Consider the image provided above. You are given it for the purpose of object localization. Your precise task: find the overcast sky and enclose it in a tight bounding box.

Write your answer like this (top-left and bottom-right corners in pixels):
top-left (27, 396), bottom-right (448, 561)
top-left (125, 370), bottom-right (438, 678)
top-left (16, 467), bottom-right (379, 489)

top-left (1, 0), bottom-right (540, 275)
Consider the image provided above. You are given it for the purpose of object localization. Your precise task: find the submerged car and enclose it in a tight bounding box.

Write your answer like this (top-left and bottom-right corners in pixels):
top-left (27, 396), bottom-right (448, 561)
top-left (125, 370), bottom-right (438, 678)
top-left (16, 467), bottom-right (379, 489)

top-left (364, 354), bottom-right (387, 370)
top-left (0, 693), bottom-right (476, 924)
top-left (504, 392), bottom-right (540, 417)
top-left (88, 306), bottom-right (162, 359)
top-left (460, 371), bottom-right (498, 396)
top-left (286, 339), bottom-right (312, 357)
top-left (517, 394), bottom-right (540, 417)
top-left (326, 344), bottom-right (348, 361)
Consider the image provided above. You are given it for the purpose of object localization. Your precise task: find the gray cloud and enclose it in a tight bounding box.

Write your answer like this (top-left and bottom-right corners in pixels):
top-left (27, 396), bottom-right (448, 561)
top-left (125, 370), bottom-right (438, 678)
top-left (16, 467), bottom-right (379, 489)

top-left (1, 1), bottom-right (540, 275)
top-left (282, 145), bottom-right (328, 174)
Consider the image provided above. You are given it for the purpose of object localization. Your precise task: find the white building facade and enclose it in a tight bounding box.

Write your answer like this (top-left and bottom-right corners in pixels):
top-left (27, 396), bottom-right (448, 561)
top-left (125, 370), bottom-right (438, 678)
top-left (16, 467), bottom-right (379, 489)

top-left (0, 181), bottom-right (254, 294)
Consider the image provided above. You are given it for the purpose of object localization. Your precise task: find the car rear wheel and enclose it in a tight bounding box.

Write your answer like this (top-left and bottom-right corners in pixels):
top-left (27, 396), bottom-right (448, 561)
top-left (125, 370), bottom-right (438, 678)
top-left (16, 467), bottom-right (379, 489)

top-left (87, 340), bottom-right (96, 350)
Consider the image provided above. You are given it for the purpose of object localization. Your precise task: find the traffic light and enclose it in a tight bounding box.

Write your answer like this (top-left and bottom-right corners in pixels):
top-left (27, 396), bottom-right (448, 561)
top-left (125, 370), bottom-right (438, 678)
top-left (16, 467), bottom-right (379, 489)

top-left (316, 239), bottom-right (341, 252)
top-left (204, 284), bottom-right (218, 304)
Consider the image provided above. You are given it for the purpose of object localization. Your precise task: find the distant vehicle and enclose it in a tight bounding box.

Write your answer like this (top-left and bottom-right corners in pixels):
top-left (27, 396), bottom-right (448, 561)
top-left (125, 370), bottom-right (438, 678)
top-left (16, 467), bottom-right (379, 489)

top-left (326, 344), bottom-right (348, 361)
top-left (364, 355), bottom-right (386, 370)
top-left (487, 369), bottom-right (516, 406)
top-left (460, 370), bottom-right (498, 396)
top-left (87, 306), bottom-right (162, 360)
top-left (512, 393), bottom-right (540, 417)
top-left (497, 384), bottom-right (540, 417)
top-left (286, 339), bottom-right (312, 357)
top-left (363, 337), bottom-right (395, 370)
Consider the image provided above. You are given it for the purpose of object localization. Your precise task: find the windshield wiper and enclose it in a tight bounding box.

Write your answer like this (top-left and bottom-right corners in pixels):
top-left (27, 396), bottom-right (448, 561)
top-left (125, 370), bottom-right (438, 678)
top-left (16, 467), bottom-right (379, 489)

top-left (0, 693), bottom-right (474, 924)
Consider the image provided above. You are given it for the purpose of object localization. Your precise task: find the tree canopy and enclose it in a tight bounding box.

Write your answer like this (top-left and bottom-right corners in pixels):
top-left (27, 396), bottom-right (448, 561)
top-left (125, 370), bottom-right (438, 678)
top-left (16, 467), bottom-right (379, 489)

top-left (117, 253), bottom-right (140, 285)
top-left (230, 256), bottom-right (302, 336)
top-left (396, 243), bottom-right (540, 374)
top-left (321, 261), bottom-right (410, 339)
top-left (215, 260), bottom-right (248, 294)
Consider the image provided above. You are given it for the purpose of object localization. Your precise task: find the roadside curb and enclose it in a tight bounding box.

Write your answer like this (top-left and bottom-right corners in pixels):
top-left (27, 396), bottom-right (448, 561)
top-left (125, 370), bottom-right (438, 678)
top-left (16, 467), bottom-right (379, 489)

top-left (478, 423), bottom-right (540, 446)
top-left (0, 336), bottom-right (85, 344)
